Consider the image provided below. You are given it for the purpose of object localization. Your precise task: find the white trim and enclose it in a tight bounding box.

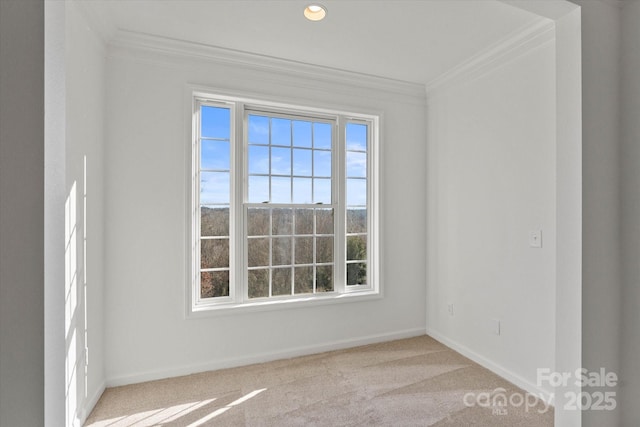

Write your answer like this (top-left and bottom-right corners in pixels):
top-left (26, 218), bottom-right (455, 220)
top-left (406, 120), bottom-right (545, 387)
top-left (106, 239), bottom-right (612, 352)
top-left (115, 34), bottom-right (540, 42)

top-left (367, 116), bottom-right (380, 292)
top-left (426, 329), bottom-right (554, 405)
top-left (334, 118), bottom-right (345, 293)
top-left (551, 7), bottom-right (583, 426)
top-left (105, 328), bottom-right (426, 387)
top-left (184, 89), bottom-right (196, 318)
top-left (189, 290), bottom-right (382, 318)
top-left (78, 381), bottom-right (106, 426)
top-left (188, 92), bottom-right (379, 314)
top-left (234, 102), bottom-right (245, 301)
top-left (425, 18), bottom-right (554, 94)
top-left (107, 30), bottom-right (426, 106)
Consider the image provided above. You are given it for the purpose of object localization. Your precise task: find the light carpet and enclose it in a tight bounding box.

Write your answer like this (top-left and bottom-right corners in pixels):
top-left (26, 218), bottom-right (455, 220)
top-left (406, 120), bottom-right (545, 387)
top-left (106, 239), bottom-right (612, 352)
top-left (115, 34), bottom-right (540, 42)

top-left (84, 335), bottom-right (553, 426)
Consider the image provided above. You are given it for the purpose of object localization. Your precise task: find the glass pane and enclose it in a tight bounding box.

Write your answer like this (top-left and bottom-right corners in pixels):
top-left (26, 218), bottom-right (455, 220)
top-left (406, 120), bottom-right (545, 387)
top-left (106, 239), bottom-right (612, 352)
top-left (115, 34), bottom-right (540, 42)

top-left (272, 267), bottom-right (292, 296)
top-left (346, 151), bottom-right (366, 178)
top-left (248, 115), bottom-right (269, 144)
top-left (315, 209), bottom-right (333, 235)
top-left (271, 147), bottom-right (291, 175)
top-left (293, 149), bottom-right (312, 176)
top-left (347, 235), bottom-right (367, 261)
top-left (316, 265), bottom-right (333, 292)
top-left (293, 120), bottom-right (312, 148)
top-left (201, 270), bottom-right (229, 298)
top-left (247, 208), bottom-right (270, 236)
top-left (201, 239), bottom-right (229, 269)
top-left (272, 237), bottom-right (292, 266)
top-left (200, 172), bottom-right (229, 204)
top-left (313, 150), bottom-right (331, 178)
top-left (313, 150), bottom-right (332, 177)
top-left (346, 123), bottom-right (367, 151)
top-left (347, 208), bottom-right (367, 233)
top-left (248, 145), bottom-right (269, 174)
top-left (292, 178), bottom-right (312, 204)
top-left (315, 236), bottom-right (333, 263)
top-left (271, 176), bottom-right (291, 203)
top-left (314, 122), bottom-right (332, 149)
top-left (201, 207), bottom-right (229, 237)
top-left (347, 178), bottom-right (366, 206)
top-left (294, 266), bottom-right (314, 294)
top-left (247, 238), bottom-right (269, 267)
top-left (271, 118), bottom-right (291, 146)
top-left (294, 237), bottom-right (313, 264)
top-left (272, 208), bottom-right (292, 235)
top-left (295, 208), bottom-right (313, 235)
top-left (248, 269), bottom-right (269, 298)
top-left (313, 178), bottom-right (331, 204)
top-left (201, 140), bottom-right (229, 170)
top-left (248, 175), bottom-right (269, 203)
top-left (201, 106), bottom-right (230, 139)
top-left (347, 262), bottom-right (367, 286)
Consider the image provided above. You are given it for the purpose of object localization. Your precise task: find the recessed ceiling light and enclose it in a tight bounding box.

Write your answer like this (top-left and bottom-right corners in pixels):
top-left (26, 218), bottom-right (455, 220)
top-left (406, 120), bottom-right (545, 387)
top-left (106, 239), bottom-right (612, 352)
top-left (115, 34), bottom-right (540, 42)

top-left (304, 4), bottom-right (327, 21)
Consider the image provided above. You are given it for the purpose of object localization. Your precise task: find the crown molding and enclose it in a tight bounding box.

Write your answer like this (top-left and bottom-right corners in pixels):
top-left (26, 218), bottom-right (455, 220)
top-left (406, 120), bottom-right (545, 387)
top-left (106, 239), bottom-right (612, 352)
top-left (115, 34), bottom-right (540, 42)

top-left (107, 30), bottom-right (427, 106)
top-left (425, 18), bottom-right (555, 95)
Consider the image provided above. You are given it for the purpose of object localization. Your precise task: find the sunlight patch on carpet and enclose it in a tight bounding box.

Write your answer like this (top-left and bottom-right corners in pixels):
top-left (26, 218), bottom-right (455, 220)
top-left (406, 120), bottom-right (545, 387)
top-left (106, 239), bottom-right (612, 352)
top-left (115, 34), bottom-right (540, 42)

top-left (186, 388), bottom-right (267, 427)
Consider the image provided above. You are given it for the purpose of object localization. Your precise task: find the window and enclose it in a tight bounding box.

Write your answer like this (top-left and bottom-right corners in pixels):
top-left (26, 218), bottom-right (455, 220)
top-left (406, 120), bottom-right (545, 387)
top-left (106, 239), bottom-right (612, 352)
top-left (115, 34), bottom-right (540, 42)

top-left (190, 93), bottom-right (378, 311)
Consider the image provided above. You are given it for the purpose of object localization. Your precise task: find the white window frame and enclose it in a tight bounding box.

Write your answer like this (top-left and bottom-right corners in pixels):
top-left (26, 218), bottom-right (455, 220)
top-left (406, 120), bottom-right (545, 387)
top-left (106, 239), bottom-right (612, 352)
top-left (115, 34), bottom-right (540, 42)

top-left (188, 91), bottom-right (380, 314)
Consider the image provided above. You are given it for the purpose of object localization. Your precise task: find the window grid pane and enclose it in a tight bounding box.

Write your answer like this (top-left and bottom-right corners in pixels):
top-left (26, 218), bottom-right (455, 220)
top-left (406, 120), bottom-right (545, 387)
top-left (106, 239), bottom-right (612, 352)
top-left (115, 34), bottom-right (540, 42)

top-left (345, 122), bottom-right (369, 287)
top-left (248, 114), bottom-right (333, 204)
top-left (195, 98), bottom-right (375, 308)
top-left (246, 207), bottom-right (335, 298)
top-left (199, 105), bottom-right (231, 299)
top-left (201, 271), bottom-right (230, 298)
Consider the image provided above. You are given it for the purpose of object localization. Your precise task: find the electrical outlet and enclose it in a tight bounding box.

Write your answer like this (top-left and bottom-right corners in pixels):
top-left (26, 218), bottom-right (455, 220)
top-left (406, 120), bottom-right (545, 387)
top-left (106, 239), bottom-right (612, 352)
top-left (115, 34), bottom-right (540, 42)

top-left (448, 303), bottom-right (454, 316)
top-left (529, 230), bottom-right (542, 248)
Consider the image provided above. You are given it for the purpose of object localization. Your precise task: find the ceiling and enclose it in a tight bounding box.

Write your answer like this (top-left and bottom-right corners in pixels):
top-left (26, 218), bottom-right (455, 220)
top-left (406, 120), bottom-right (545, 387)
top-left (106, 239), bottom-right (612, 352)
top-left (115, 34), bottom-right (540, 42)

top-left (82, 0), bottom-right (547, 85)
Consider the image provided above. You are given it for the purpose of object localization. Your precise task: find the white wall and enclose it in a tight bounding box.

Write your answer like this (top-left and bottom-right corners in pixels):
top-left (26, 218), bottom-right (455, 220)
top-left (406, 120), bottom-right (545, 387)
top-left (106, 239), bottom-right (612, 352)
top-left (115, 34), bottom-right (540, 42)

top-left (103, 37), bottom-right (427, 385)
top-left (426, 37), bottom-right (557, 397)
top-left (620, 0), bottom-right (640, 425)
top-left (64, 3), bottom-right (106, 424)
top-left (45, 1), bottom-right (66, 425)
top-left (574, 1), bottom-right (622, 425)
top-left (0, 1), bottom-right (45, 425)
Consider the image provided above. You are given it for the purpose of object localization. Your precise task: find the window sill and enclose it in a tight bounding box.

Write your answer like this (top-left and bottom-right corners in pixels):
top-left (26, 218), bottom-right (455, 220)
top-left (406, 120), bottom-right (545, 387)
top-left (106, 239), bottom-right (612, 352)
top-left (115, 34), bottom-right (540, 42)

top-left (187, 289), bottom-right (381, 319)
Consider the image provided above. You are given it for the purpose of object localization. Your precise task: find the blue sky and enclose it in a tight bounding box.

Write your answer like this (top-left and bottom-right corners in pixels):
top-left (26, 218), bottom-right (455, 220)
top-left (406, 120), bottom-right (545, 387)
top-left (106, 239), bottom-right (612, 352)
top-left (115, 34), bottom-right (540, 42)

top-left (200, 106), bottom-right (367, 205)
top-left (346, 123), bottom-right (367, 152)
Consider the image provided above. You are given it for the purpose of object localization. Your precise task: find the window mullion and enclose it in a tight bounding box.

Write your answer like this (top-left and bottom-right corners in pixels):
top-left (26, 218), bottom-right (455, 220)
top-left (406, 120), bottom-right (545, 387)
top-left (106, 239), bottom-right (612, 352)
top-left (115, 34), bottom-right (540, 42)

top-left (369, 117), bottom-right (378, 292)
top-left (193, 99), bottom-right (202, 305)
top-left (234, 102), bottom-right (245, 303)
top-left (335, 117), bottom-right (346, 293)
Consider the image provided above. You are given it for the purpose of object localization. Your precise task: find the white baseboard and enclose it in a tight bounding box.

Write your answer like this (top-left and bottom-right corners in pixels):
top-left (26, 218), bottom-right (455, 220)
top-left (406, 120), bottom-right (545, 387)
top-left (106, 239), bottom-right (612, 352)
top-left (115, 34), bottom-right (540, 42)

top-left (79, 381), bottom-right (106, 426)
top-left (106, 327), bottom-right (426, 388)
top-left (425, 328), bottom-right (554, 405)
